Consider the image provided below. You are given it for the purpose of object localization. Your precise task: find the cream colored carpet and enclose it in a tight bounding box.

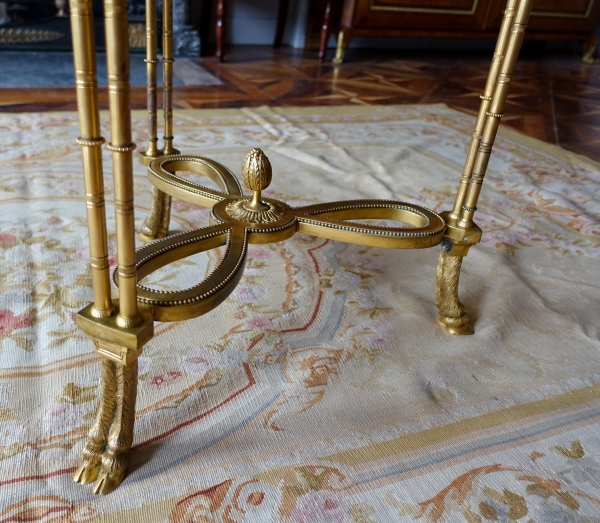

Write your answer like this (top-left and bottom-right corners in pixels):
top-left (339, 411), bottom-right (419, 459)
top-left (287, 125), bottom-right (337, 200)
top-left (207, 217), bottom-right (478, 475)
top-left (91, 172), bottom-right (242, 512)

top-left (0, 105), bottom-right (599, 522)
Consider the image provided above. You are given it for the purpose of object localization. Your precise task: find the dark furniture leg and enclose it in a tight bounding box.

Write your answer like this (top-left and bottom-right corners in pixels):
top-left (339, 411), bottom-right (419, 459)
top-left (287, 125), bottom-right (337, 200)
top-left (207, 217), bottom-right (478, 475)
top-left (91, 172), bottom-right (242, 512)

top-left (318, 0), bottom-right (333, 62)
top-left (216, 0), bottom-right (227, 62)
top-left (274, 0), bottom-right (290, 47)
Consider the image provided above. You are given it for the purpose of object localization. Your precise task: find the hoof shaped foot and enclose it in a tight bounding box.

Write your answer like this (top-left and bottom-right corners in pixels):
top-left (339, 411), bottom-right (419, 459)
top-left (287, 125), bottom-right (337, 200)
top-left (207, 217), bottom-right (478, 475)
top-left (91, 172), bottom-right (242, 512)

top-left (139, 223), bottom-right (168, 242)
top-left (440, 313), bottom-right (474, 335)
top-left (92, 450), bottom-right (128, 495)
top-left (92, 469), bottom-right (127, 495)
top-left (73, 460), bottom-right (101, 485)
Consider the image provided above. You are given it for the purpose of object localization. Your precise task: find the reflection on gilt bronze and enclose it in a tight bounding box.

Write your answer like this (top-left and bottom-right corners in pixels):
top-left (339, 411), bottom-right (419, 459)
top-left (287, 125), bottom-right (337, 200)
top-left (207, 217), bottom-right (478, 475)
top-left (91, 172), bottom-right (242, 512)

top-left (70, 0), bottom-right (534, 493)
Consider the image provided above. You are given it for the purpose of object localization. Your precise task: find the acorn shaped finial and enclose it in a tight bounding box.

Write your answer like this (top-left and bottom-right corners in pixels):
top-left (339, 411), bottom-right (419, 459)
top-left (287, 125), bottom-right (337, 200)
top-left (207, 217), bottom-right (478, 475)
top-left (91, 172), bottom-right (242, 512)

top-left (242, 148), bottom-right (272, 193)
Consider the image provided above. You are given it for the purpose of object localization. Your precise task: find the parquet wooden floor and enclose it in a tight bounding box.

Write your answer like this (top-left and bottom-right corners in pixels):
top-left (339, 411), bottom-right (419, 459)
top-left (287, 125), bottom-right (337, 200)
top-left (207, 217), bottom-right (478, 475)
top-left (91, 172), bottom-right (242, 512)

top-left (1, 46), bottom-right (598, 161)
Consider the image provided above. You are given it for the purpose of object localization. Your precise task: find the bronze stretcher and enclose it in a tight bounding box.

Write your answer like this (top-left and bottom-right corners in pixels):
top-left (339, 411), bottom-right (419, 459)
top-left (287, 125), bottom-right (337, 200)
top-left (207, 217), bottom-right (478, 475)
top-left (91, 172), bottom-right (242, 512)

top-left (69, 0), bottom-right (534, 494)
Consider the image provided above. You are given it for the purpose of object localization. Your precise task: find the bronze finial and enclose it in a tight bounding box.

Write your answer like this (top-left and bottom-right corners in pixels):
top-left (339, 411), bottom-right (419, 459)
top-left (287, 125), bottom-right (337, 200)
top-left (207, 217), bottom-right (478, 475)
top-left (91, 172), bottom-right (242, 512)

top-left (242, 148), bottom-right (272, 213)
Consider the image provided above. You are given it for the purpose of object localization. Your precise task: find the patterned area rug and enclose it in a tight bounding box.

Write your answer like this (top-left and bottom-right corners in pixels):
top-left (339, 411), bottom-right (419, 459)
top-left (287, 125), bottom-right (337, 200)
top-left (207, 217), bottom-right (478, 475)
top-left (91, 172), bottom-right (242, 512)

top-left (1, 104), bottom-right (599, 522)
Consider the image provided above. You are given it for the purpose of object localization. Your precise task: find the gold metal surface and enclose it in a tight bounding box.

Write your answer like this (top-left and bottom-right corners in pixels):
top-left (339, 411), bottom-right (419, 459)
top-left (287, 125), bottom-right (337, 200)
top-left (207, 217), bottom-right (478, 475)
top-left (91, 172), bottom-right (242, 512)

top-left (436, 249), bottom-right (473, 335)
top-left (72, 340), bottom-right (141, 494)
top-left (435, 0), bottom-right (533, 334)
top-left (70, 0), bottom-right (531, 494)
top-left (583, 35), bottom-right (599, 64)
top-left (448, 0), bottom-right (518, 221)
top-left (104, 0), bottom-right (142, 329)
top-left (161, 0), bottom-right (179, 156)
top-left (77, 300), bottom-right (154, 353)
top-left (0, 28), bottom-right (64, 44)
top-left (73, 353), bottom-right (138, 494)
top-left (225, 197), bottom-right (288, 223)
top-left (70, 0), bottom-right (115, 319)
top-left (73, 358), bottom-right (117, 486)
top-left (140, 0), bottom-right (161, 162)
top-left (114, 149), bottom-right (446, 324)
top-left (139, 185), bottom-right (172, 240)
top-left (242, 148), bottom-right (272, 210)
top-left (369, 0), bottom-right (480, 15)
top-left (333, 31), bottom-right (349, 65)
top-left (458, 0), bottom-right (534, 230)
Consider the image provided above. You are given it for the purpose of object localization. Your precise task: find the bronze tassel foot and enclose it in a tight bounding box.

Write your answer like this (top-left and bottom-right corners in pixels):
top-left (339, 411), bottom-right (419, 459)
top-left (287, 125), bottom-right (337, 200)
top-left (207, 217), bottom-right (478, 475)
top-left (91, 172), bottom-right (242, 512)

top-left (140, 185), bottom-right (172, 241)
top-left (435, 247), bottom-right (474, 335)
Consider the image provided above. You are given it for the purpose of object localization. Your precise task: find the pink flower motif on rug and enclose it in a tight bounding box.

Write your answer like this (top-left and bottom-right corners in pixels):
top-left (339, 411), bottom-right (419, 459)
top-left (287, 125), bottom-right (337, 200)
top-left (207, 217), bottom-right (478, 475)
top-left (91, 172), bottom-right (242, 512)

top-left (0, 232), bottom-right (16, 243)
top-left (248, 245), bottom-right (273, 260)
top-left (231, 284), bottom-right (268, 304)
top-left (290, 490), bottom-right (351, 523)
top-left (245, 316), bottom-right (273, 331)
top-left (0, 309), bottom-right (32, 338)
top-left (181, 347), bottom-right (221, 375)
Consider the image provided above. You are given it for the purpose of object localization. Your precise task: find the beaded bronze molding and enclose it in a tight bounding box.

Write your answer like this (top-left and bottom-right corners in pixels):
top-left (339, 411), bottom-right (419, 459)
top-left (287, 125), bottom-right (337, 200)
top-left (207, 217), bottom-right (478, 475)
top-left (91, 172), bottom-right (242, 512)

top-left (112, 148), bottom-right (446, 320)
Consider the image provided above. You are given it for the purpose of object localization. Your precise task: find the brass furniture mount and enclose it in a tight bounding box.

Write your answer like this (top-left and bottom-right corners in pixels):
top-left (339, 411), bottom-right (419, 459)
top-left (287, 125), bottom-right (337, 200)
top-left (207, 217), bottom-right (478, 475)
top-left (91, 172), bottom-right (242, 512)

top-left (69, 0), bottom-right (534, 494)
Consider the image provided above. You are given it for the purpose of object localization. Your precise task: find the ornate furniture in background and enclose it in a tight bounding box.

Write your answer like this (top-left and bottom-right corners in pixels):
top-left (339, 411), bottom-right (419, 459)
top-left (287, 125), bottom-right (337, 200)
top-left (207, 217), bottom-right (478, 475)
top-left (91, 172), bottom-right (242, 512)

top-left (0, 0), bottom-right (199, 53)
top-left (312, 0), bottom-right (600, 63)
top-left (212, 0), bottom-right (291, 61)
top-left (69, 0), bottom-right (533, 494)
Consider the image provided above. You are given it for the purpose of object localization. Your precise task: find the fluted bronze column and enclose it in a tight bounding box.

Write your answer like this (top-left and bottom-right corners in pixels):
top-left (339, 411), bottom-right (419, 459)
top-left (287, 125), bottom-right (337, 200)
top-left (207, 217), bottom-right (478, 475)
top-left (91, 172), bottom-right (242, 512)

top-left (70, 0), bottom-right (114, 319)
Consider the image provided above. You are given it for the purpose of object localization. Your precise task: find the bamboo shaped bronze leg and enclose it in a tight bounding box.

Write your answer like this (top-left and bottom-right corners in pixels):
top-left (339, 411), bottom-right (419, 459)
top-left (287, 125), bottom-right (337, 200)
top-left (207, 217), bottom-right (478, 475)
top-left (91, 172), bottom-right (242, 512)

top-left (140, 0), bottom-right (161, 164)
top-left (74, 357), bottom-right (117, 485)
top-left (162, 0), bottom-right (178, 157)
top-left (70, 0), bottom-right (114, 319)
top-left (436, 0), bottom-right (533, 335)
top-left (140, 0), bottom-right (177, 241)
top-left (104, 0), bottom-right (142, 329)
top-left (140, 0), bottom-right (171, 241)
top-left (448, 0), bottom-right (517, 222)
top-left (458, 0), bottom-right (533, 231)
top-left (93, 358), bottom-right (138, 495)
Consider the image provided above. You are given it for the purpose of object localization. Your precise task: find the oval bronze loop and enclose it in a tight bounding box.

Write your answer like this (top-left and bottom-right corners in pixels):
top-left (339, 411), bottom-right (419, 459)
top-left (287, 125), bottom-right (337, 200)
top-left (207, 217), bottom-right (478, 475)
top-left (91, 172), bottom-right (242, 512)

top-left (113, 223), bottom-right (248, 322)
top-left (148, 155), bottom-right (244, 208)
top-left (296, 200), bottom-right (445, 249)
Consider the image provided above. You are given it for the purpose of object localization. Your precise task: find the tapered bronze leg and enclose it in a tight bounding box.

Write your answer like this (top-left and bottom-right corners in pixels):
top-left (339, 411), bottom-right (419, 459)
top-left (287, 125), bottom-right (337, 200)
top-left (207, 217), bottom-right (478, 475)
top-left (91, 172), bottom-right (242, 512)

top-left (140, 185), bottom-right (172, 241)
top-left (582, 34), bottom-right (599, 64)
top-left (333, 28), bottom-right (352, 65)
top-left (435, 248), bottom-right (473, 335)
top-left (93, 358), bottom-right (138, 495)
top-left (73, 357), bottom-right (117, 485)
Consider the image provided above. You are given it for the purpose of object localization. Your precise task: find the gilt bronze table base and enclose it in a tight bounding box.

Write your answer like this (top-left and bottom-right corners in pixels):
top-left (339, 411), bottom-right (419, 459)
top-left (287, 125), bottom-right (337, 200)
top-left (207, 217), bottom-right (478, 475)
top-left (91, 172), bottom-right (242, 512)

top-left (69, 0), bottom-right (533, 494)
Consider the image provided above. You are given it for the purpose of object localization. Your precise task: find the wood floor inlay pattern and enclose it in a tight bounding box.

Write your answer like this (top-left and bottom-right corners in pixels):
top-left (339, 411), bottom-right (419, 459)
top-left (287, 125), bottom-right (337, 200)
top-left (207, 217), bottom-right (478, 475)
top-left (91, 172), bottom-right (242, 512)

top-left (1, 46), bottom-right (597, 161)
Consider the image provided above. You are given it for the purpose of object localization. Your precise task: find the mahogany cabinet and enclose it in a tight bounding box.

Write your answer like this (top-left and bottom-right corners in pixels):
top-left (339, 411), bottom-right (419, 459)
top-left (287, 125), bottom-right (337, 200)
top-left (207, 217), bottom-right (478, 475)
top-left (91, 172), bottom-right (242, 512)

top-left (320, 0), bottom-right (600, 63)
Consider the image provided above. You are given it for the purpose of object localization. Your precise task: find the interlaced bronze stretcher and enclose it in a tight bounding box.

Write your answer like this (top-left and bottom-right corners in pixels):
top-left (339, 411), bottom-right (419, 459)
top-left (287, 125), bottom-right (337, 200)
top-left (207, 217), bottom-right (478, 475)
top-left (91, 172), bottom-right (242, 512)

top-left (69, 0), bottom-right (533, 494)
